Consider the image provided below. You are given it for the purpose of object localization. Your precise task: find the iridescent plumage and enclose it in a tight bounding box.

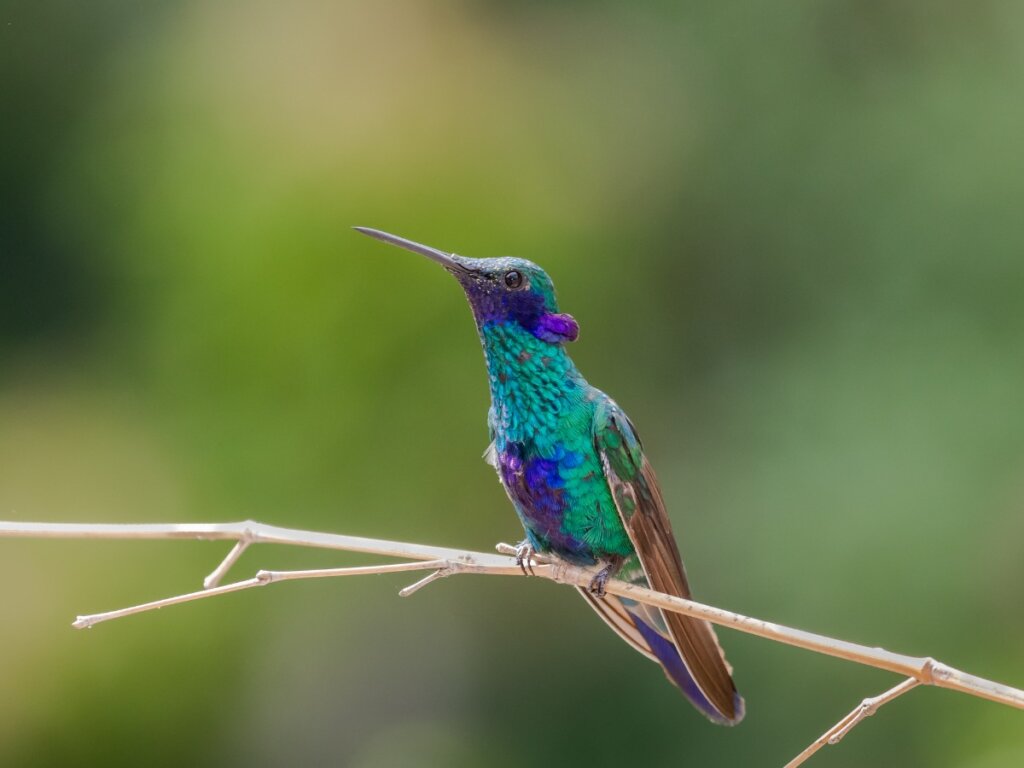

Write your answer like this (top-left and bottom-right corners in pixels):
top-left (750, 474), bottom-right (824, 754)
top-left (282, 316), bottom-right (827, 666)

top-left (356, 227), bottom-right (743, 724)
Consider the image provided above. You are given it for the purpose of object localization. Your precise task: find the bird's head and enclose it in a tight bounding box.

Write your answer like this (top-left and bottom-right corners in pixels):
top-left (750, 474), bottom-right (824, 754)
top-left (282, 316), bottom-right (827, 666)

top-left (355, 227), bottom-right (579, 344)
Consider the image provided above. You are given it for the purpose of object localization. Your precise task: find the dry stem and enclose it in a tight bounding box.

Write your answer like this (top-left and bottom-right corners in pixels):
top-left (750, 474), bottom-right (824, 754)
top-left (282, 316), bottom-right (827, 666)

top-left (1, 518), bottom-right (1021, 765)
top-left (784, 677), bottom-right (921, 767)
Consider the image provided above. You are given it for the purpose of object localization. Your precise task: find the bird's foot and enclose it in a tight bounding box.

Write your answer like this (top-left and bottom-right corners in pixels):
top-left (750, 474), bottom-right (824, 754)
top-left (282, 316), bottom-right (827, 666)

top-left (588, 556), bottom-right (625, 598)
top-left (514, 540), bottom-right (536, 576)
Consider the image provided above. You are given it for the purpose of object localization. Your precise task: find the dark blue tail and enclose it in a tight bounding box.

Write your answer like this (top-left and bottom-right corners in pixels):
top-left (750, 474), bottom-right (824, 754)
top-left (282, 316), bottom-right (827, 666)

top-left (633, 613), bottom-right (745, 725)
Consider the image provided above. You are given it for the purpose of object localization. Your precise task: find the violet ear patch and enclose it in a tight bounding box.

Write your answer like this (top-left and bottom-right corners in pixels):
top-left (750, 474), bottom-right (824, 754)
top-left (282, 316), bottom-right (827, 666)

top-left (534, 312), bottom-right (579, 343)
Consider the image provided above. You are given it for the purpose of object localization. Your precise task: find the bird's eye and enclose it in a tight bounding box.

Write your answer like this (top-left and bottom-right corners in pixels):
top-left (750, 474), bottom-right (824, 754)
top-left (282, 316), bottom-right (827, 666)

top-left (504, 270), bottom-right (523, 289)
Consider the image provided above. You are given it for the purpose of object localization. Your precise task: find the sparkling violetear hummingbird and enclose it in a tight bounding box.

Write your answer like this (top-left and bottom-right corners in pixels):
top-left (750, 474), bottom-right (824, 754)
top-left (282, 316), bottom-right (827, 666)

top-left (355, 227), bottom-right (743, 724)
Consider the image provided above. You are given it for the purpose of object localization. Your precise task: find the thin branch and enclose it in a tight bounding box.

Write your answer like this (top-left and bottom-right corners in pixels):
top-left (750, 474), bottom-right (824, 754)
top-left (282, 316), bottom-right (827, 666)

top-left (0, 519), bottom-right (503, 566)
top-left (2, 517), bottom-right (1022, 766)
top-left (784, 677), bottom-right (920, 767)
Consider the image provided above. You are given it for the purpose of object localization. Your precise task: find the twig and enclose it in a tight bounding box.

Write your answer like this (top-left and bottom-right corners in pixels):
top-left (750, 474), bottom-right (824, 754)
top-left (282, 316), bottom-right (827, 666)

top-left (72, 560), bottom-right (454, 629)
top-left (1, 518), bottom-right (1021, 765)
top-left (784, 677), bottom-right (920, 767)
top-left (204, 538), bottom-right (251, 589)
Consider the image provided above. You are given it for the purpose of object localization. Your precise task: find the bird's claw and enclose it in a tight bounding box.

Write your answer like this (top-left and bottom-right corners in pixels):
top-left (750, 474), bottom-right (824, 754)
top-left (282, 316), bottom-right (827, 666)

top-left (588, 569), bottom-right (611, 597)
top-left (588, 556), bottom-right (624, 598)
top-left (515, 541), bottom-right (536, 576)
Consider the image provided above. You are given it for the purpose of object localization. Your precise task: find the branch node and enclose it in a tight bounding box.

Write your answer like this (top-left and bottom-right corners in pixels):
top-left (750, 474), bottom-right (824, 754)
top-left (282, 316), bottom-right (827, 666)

top-left (925, 658), bottom-right (955, 684)
top-left (827, 702), bottom-right (874, 744)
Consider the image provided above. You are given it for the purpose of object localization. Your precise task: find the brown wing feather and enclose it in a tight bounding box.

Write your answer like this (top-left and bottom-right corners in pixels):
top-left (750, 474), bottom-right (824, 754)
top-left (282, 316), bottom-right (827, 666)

top-left (596, 401), bottom-right (740, 722)
top-left (627, 459), bottom-right (738, 718)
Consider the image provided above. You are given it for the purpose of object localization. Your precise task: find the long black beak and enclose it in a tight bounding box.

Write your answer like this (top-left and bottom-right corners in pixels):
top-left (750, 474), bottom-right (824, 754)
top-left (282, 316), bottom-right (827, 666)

top-left (354, 227), bottom-right (470, 274)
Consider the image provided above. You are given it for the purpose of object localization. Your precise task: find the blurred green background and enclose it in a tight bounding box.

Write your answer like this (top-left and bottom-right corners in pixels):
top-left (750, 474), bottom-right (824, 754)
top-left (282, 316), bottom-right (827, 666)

top-left (2, 1), bottom-right (1023, 765)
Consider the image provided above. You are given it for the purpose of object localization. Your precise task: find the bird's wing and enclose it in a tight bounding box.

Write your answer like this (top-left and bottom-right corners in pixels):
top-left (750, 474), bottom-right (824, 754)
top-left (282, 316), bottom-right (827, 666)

top-left (593, 398), bottom-right (743, 724)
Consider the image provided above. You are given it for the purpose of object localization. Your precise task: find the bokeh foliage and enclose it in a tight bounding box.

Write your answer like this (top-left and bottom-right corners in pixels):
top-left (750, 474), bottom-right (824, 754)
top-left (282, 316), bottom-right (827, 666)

top-left (2, 1), bottom-right (1023, 765)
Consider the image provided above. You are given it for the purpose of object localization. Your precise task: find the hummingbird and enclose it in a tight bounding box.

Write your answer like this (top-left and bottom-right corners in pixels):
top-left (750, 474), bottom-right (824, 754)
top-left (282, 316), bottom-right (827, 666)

top-left (355, 227), bottom-right (743, 724)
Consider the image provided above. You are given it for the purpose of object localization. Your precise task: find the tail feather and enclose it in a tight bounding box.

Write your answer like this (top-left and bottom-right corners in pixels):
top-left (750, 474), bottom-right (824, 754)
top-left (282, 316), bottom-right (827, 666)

top-left (579, 590), bottom-right (745, 725)
top-left (576, 587), bottom-right (657, 662)
top-left (632, 610), bottom-right (745, 725)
